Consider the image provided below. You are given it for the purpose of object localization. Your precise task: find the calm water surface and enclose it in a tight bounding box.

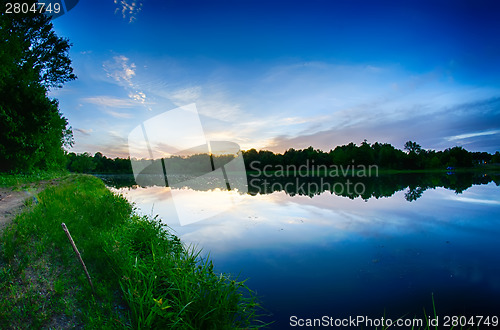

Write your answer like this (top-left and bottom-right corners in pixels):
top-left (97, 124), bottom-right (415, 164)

top-left (103, 174), bottom-right (500, 328)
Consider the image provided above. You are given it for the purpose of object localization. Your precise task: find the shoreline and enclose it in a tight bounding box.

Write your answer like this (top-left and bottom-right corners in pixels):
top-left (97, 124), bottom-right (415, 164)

top-left (0, 173), bottom-right (263, 328)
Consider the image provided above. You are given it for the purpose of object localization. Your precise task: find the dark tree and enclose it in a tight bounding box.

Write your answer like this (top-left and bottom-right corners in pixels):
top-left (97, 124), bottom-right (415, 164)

top-left (404, 141), bottom-right (422, 154)
top-left (1, 0), bottom-right (76, 89)
top-left (0, 1), bottom-right (76, 172)
top-left (443, 146), bottom-right (473, 168)
top-left (493, 152), bottom-right (500, 164)
top-left (67, 152), bottom-right (95, 173)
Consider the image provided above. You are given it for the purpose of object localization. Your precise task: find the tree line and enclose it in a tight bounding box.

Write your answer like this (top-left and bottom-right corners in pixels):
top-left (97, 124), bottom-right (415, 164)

top-left (243, 140), bottom-right (500, 172)
top-left (66, 141), bottom-right (500, 174)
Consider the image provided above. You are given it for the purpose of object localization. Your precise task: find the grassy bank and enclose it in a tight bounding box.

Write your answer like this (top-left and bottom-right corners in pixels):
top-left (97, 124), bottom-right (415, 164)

top-left (0, 174), bottom-right (263, 328)
top-left (0, 170), bottom-right (70, 188)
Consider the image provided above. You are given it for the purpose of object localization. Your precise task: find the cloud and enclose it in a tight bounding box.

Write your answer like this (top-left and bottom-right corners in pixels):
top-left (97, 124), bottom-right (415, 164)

top-left (160, 85), bottom-right (243, 121)
top-left (229, 62), bottom-right (500, 152)
top-left (162, 63), bottom-right (398, 150)
top-left (114, 0), bottom-right (144, 23)
top-left (446, 130), bottom-right (500, 141)
top-left (66, 127), bottom-right (130, 158)
top-left (74, 128), bottom-right (93, 136)
top-left (104, 55), bottom-right (136, 87)
top-left (81, 96), bottom-right (134, 118)
top-left (80, 57), bottom-right (500, 157)
top-left (263, 97), bottom-right (500, 153)
top-left (129, 91), bottom-right (147, 105)
top-left (82, 96), bottom-right (136, 108)
top-left (103, 55), bottom-right (151, 110)
top-left (447, 196), bottom-right (500, 205)
top-left (102, 109), bottom-right (133, 118)
top-left (148, 83), bottom-right (243, 121)
top-left (169, 86), bottom-right (202, 104)
top-left (198, 99), bottom-right (243, 122)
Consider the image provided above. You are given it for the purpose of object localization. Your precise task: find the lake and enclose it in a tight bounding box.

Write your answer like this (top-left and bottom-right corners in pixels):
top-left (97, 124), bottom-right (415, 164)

top-left (100, 172), bottom-right (500, 328)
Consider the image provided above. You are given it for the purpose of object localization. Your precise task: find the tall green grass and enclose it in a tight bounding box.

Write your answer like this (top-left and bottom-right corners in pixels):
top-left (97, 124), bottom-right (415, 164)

top-left (0, 170), bottom-right (70, 187)
top-left (0, 174), bottom-right (264, 328)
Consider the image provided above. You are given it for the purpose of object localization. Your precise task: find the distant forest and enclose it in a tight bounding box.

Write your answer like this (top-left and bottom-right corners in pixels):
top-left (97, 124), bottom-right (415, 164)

top-left (67, 140), bottom-right (500, 174)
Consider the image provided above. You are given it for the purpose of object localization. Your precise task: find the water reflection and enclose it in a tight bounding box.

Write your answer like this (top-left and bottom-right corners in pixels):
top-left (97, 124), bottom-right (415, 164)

top-left (100, 171), bottom-right (500, 201)
top-left (102, 173), bottom-right (500, 328)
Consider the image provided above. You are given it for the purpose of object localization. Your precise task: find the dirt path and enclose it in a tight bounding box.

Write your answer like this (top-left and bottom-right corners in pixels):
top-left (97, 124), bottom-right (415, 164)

top-left (0, 180), bottom-right (60, 232)
top-left (0, 189), bottom-right (32, 232)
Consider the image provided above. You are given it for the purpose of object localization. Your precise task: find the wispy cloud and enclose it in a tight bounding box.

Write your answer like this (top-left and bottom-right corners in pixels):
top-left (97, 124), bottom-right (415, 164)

top-left (104, 109), bottom-right (133, 119)
top-left (81, 96), bottom-right (134, 118)
top-left (103, 55), bottom-right (151, 110)
top-left (76, 56), bottom-right (500, 156)
top-left (104, 55), bottom-right (136, 87)
top-left (114, 0), bottom-right (144, 23)
top-left (446, 130), bottom-right (500, 141)
top-left (198, 99), bottom-right (243, 122)
top-left (448, 196), bottom-right (500, 205)
top-left (156, 84), bottom-right (243, 121)
top-left (82, 96), bottom-right (136, 108)
top-left (102, 133), bottom-right (130, 157)
top-left (169, 86), bottom-right (202, 104)
top-left (79, 130), bottom-right (131, 159)
top-left (263, 97), bottom-right (500, 153)
top-left (74, 128), bottom-right (93, 136)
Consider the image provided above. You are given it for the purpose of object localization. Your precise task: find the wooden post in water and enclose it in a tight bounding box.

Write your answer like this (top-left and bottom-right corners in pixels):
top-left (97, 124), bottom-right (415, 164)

top-left (61, 223), bottom-right (95, 295)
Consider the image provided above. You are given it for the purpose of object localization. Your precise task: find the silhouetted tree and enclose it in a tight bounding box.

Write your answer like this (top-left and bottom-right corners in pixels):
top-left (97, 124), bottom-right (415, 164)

top-left (493, 152), bottom-right (500, 164)
top-left (0, 2), bottom-right (76, 172)
top-left (404, 141), bottom-right (422, 154)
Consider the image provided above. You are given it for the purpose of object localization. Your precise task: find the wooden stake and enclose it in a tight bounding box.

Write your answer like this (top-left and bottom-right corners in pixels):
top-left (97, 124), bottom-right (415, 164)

top-left (61, 223), bottom-right (95, 295)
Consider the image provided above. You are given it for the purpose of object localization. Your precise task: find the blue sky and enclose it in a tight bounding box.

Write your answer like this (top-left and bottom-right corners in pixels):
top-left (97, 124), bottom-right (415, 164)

top-left (50, 0), bottom-right (500, 157)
